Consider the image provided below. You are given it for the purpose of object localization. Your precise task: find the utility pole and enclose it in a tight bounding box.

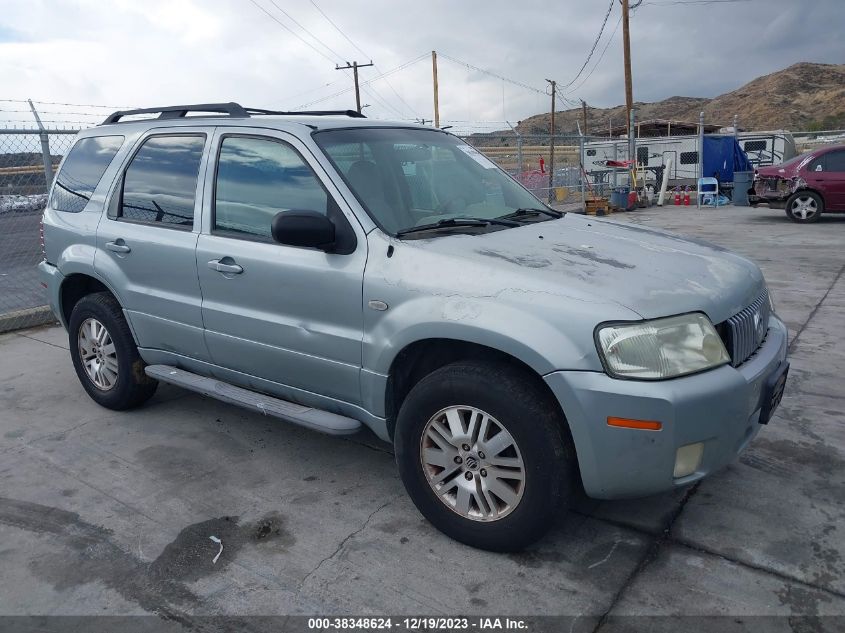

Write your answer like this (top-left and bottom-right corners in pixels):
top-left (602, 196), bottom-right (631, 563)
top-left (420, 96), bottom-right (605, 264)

top-left (335, 60), bottom-right (374, 114)
top-left (581, 100), bottom-right (588, 137)
top-left (545, 79), bottom-right (556, 204)
top-left (431, 51), bottom-right (440, 128)
top-left (622, 0), bottom-right (634, 139)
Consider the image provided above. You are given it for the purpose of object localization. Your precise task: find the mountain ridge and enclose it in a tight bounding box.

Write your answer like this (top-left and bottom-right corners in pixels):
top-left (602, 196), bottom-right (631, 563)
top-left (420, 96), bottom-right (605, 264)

top-left (507, 62), bottom-right (845, 137)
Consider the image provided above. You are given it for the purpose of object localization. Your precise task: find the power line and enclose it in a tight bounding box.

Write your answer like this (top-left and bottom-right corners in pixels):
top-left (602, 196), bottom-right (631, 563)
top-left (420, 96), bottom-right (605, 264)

top-left (256, 1), bottom-right (405, 117)
top-left (266, 0), bottom-right (346, 62)
top-left (308, 0), bottom-right (369, 59)
top-left (308, 0), bottom-right (417, 117)
top-left (438, 53), bottom-right (546, 96)
top-left (641, 0), bottom-right (753, 5)
top-left (558, 0), bottom-right (615, 91)
top-left (563, 12), bottom-right (623, 95)
top-left (0, 99), bottom-right (134, 109)
top-left (246, 0), bottom-right (337, 64)
top-left (247, 0), bottom-right (402, 116)
top-left (294, 53), bottom-right (428, 109)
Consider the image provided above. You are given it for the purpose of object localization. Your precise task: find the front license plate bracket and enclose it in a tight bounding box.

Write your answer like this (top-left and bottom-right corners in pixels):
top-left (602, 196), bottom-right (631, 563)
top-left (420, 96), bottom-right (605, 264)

top-left (758, 361), bottom-right (789, 425)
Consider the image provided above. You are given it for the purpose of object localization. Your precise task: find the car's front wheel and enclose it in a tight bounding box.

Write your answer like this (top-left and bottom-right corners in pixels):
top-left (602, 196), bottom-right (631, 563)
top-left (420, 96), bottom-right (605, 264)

top-left (785, 191), bottom-right (823, 223)
top-left (394, 361), bottom-right (576, 551)
top-left (68, 291), bottom-right (158, 410)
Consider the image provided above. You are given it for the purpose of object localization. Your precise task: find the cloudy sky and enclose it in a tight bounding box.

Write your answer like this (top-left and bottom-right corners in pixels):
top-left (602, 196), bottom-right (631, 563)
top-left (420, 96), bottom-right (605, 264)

top-left (2, 0), bottom-right (843, 133)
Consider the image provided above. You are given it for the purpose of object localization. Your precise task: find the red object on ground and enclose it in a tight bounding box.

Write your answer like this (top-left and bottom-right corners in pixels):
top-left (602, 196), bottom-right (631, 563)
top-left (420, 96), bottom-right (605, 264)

top-left (684, 191), bottom-right (691, 206)
top-left (539, 156), bottom-right (545, 174)
top-left (674, 191), bottom-right (681, 205)
top-left (627, 192), bottom-right (638, 209)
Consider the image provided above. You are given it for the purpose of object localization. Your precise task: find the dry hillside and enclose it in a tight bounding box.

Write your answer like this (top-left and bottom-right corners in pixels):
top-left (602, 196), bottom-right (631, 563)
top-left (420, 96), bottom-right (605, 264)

top-left (498, 62), bottom-right (845, 138)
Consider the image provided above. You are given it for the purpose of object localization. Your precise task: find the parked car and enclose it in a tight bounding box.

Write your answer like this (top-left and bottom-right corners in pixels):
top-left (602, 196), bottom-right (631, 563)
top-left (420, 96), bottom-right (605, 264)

top-left (751, 144), bottom-right (845, 222)
top-left (39, 103), bottom-right (789, 551)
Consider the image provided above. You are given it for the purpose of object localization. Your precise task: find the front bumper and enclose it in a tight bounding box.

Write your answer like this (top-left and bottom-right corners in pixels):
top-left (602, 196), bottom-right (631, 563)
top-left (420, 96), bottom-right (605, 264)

top-left (545, 314), bottom-right (789, 499)
top-left (37, 260), bottom-right (65, 327)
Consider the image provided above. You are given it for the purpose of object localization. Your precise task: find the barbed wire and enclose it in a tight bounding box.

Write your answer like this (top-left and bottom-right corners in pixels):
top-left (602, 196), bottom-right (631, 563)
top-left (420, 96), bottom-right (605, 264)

top-left (0, 99), bottom-right (134, 109)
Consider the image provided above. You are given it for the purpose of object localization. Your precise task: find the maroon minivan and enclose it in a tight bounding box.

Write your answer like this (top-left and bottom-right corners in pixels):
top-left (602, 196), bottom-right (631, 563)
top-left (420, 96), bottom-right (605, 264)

top-left (751, 144), bottom-right (845, 223)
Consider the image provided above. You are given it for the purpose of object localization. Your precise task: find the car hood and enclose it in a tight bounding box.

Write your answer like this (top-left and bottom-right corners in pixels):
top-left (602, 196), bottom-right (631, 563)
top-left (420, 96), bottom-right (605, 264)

top-left (414, 213), bottom-right (765, 324)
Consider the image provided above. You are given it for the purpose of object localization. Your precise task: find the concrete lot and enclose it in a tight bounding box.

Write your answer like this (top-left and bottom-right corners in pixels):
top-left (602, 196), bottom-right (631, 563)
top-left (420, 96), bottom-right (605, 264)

top-left (1, 204), bottom-right (844, 630)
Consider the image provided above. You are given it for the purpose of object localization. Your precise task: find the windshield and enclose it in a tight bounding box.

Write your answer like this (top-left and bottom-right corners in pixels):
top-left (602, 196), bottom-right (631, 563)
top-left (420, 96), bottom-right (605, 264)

top-left (313, 127), bottom-right (549, 235)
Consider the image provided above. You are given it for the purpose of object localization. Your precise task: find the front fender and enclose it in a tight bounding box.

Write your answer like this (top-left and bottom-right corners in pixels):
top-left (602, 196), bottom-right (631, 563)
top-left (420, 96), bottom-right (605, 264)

top-left (363, 293), bottom-right (603, 378)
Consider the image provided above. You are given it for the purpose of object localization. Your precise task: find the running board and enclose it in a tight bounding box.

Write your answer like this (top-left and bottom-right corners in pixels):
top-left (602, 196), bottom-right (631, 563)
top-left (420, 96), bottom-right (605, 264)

top-left (144, 365), bottom-right (362, 436)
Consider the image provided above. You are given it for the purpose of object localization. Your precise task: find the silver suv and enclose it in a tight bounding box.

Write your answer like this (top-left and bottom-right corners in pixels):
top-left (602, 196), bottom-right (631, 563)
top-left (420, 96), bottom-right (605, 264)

top-left (40, 102), bottom-right (789, 551)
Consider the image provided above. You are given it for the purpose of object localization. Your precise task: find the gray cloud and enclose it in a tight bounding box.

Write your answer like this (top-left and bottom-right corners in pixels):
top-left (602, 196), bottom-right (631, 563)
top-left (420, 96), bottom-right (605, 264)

top-left (1, 0), bottom-right (842, 132)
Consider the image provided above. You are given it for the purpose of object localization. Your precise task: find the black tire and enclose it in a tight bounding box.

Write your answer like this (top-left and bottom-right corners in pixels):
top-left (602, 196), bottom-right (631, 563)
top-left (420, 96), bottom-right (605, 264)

top-left (394, 361), bottom-right (576, 551)
top-left (68, 291), bottom-right (157, 410)
top-left (785, 191), bottom-right (823, 223)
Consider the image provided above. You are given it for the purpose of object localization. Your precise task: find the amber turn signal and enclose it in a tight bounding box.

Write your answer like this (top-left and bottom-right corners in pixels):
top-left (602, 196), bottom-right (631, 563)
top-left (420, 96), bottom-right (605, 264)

top-left (607, 417), bottom-right (662, 431)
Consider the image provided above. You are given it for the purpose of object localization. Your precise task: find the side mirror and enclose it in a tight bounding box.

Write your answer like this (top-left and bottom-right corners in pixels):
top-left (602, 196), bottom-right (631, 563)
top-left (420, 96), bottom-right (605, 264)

top-left (271, 210), bottom-right (336, 251)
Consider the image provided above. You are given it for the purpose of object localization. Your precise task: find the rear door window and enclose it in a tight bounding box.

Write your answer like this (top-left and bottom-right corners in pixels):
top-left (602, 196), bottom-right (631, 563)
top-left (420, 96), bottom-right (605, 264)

top-left (51, 136), bottom-right (124, 212)
top-left (117, 135), bottom-right (205, 228)
top-left (807, 155), bottom-right (826, 172)
top-left (825, 151), bottom-right (845, 172)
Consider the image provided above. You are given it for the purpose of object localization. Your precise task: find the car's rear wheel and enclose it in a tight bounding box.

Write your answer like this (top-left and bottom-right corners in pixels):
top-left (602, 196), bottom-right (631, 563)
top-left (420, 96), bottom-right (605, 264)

top-left (68, 292), bottom-right (157, 410)
top-left (785, 191), bottom-right (823, 223)
top-left (394, 361), bottom-right (576, 551)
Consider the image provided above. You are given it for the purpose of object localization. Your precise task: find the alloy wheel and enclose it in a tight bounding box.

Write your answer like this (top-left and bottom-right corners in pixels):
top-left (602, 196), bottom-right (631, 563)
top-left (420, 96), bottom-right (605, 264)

top-left (420, 405), bottom-right (525, 522)
top-left (791, 195), bottom-right (818, 220)
top-left (78, 317), bottom-right (118, 391)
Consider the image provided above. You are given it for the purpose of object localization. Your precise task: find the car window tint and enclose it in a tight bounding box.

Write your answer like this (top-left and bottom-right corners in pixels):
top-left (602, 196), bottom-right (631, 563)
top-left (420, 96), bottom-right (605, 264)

top-left (826, 151), bottom-right (845, 172)
top-left (214, 136), bottom-right (328, 238)
top-left (120, 135), bottom-right (205, 227)
top-left (808, 156), bottom-right (825, 172)
top-left (52, 136), bottom-right (124, 212)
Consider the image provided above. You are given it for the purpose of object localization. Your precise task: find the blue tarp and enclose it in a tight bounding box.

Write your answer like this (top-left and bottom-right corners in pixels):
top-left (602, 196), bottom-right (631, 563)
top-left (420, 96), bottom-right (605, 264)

top-left (702, 135), bottom-right (753, 182)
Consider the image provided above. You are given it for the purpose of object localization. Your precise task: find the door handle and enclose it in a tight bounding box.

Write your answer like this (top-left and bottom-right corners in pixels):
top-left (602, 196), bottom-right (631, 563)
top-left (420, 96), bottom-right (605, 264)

top-left (105, 240), bottom-right (131, 254)
top-left (208, 259), bottom-right (244, 274)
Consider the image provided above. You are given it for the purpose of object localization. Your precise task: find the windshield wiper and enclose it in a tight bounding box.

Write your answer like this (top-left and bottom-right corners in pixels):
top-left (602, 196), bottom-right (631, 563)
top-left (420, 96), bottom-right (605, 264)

top-left (497, 207), bottom-right (563, 221)
top-left (396, 216), bottom-right (520, 238)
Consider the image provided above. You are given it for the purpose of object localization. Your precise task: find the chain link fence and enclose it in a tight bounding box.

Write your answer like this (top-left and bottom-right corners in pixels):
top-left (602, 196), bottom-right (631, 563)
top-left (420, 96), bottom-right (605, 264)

top-left (465, 120), bottom-right (845, 210)
top-left (460, 132), bottom-right (586, 207)
top-left (1, 113), bottom-right (844, 334)
top-left (0, 128), bottom-right (79, 332)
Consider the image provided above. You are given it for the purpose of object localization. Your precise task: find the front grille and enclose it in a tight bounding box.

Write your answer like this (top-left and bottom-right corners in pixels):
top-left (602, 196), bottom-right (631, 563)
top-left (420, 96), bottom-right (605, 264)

top-left (721, 289), bottom-right (771, 367)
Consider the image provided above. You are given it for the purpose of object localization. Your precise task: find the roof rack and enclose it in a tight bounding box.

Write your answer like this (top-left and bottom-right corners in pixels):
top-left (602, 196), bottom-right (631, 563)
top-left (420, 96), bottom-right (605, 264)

top-left (101, 102), bottom-right (366, 124)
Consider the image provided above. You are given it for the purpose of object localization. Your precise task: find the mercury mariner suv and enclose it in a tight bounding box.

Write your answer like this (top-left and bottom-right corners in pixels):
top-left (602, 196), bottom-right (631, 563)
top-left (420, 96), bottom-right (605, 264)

top-left (39, 102), bottom-right (789, 551)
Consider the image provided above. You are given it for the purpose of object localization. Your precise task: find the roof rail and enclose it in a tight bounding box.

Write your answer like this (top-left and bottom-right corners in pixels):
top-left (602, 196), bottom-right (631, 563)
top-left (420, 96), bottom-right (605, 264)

top-left (244, 108), bottom-right (366, 118)
top-left (101, 102), bottom-right (366, 124)
top-left (102, 102), bottom-right (249, 124)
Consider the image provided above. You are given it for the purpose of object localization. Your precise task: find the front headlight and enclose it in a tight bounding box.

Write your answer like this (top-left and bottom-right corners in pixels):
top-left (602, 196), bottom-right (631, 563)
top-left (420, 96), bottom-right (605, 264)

top-left (596, 313), bottom-right (730, 380)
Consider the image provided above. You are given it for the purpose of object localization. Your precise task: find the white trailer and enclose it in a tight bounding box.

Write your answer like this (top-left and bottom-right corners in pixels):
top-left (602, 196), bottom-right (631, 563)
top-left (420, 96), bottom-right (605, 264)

top-left (584, 131), bottom-right (796, 186)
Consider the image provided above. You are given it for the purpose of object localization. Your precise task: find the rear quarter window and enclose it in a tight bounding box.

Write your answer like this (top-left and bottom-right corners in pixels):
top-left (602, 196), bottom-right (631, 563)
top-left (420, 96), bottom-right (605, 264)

top-left (51, 136), bottom-right (124, 212)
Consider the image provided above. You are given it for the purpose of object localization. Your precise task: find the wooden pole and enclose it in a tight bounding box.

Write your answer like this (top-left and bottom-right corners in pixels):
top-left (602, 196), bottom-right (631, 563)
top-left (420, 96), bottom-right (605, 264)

top-left (581, 100), bottom-right (588, 137)
top-left (546, 79), bottom-right (556, 203)
top-left (335, 60), bottom-right (374, 114)
top-left (432, 51), bottom-right (440, 128)
top-left (622, 0), bottom-right (634, 139)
